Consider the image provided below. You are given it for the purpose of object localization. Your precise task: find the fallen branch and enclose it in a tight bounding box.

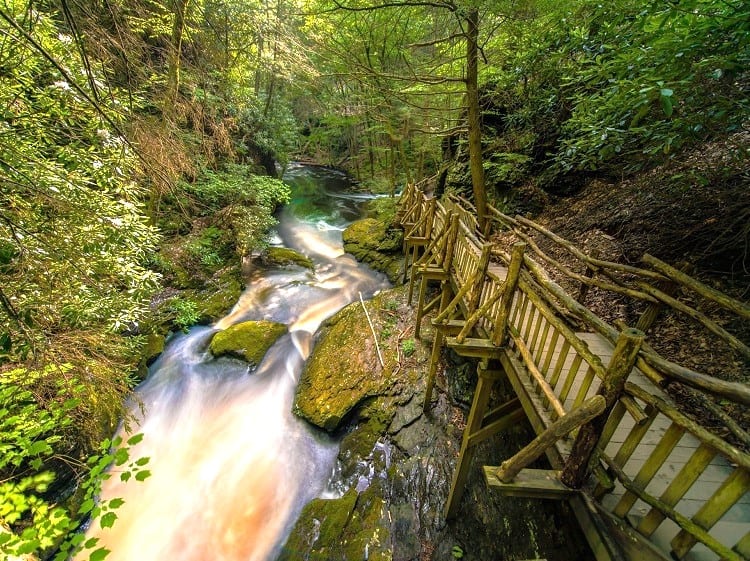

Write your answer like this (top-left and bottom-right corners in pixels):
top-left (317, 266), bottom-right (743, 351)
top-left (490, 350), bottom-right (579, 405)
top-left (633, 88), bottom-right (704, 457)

top-left (359, 292), bottom-right (385, 367)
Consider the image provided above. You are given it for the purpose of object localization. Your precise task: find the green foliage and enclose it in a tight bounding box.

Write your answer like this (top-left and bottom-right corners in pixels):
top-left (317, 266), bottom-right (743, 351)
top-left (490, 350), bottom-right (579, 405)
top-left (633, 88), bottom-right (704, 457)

top-left (451, 544), bottom-right (464, 558)
top-left (168, 297), bottom-right (201, 331)
top-left (483, 0), bottom-right (750, 182)
top-left (180, 164), bottom-right (291, 254)
top-left (0, 0), bottom-right (160, 362)
top-left (186, 227), bottom-right (228, 270)
top-left (0, 366), bottom-right (149, 560)
top-left (401, 338), bottom-right (416, 357)
top-left (232, 98), bottom-right (300, 168)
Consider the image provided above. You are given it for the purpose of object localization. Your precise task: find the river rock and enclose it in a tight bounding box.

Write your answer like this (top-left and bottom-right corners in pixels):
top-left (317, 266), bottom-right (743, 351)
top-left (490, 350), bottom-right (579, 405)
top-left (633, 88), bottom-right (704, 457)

top-left (264, 246), bottom-right (314, 270)
top-left (293, 300), bottom-right (397, 432)
top-left (342, 218), bottom-right (403, 282)
top-left (208, 320), bottom-right (287, 365)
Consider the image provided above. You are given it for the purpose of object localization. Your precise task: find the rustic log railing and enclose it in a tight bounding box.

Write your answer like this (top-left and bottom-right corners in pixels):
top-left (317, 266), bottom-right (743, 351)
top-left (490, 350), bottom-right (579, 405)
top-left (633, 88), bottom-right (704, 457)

top-left (397, 181), bottom-right (750, 561)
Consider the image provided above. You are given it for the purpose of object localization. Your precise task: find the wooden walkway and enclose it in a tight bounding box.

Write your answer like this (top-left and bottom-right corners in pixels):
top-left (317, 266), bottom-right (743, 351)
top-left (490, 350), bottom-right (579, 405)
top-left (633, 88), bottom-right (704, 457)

top-left (396, 181), bottom-right (750, 561)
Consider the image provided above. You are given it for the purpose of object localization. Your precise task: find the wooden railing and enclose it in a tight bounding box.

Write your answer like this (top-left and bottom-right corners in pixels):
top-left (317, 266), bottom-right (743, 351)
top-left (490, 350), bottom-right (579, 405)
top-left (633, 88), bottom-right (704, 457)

top-left (397, 181), bottom-right (750, 561)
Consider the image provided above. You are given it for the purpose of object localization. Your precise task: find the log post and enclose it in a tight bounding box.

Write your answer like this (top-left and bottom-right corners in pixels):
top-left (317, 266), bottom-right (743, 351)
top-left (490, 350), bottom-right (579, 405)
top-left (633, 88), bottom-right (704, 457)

top-left (576, 249), bottom-right (600, 305)
top-left (467, 243), bottom-right (492, 314)
top-left (560, 328), bottom-right (645, 489)
top-left (634, 261), bottom-right (690, 333)
top-left (492, 242), bottom-right (526, 346)
top-left (495, 395), bottom-right (606, 483)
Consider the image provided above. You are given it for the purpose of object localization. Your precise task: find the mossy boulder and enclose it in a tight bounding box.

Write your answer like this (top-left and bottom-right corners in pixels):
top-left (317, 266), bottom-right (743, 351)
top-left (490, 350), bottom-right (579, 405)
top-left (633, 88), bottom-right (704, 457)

top-left (293, 299), bottom-right (398, 433)
top-left (279, 485), bottom-right (391, 561)
top-left (342, 218), bottom-right (403, 282)
top-left (209, 320), bottom-right (287, 365)
top-left (265, 247), bottom-right (314, 270)
top-left (142, 332), bottom-right (166, 366)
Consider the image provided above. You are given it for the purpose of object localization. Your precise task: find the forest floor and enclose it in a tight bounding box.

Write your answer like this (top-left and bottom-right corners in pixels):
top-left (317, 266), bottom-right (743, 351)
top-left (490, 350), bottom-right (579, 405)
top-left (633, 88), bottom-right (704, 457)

top-left (504, 130), bottom-right (750, 444)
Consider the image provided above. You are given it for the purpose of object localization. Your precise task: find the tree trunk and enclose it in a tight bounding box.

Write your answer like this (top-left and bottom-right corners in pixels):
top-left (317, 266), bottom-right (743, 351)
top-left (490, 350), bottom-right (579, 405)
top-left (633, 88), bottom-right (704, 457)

top-left (165, 0), bottom-right (190, 116)
top-left (465, 8), bottom-right (487, 231)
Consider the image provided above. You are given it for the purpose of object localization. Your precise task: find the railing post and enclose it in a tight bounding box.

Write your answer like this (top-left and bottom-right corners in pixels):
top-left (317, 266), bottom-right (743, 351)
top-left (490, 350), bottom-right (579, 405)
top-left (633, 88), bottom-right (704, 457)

top-left (560, 327), bottom-right (645, 489)
top-left (576, 249), bottom-right (599, 305)
top-left (492, 242), bottom-right (526, 347)
top-left (467, 242), bottom-right (492, 314)
top-left (634, 262), bottom-right (691, 333)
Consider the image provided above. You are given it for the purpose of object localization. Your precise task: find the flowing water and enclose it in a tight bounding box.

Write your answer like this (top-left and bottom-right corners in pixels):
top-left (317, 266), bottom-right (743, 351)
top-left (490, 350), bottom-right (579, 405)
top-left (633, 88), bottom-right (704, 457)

top-left (85, 164), bottom-right (390, 561)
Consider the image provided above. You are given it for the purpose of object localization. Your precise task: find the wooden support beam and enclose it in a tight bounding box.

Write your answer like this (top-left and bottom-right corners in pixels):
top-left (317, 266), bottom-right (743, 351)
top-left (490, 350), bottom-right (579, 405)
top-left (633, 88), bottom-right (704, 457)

top-left (446, 336), bottom-right (504, 359)
top-left (444, 364), bottom-right (499, 519)
top-left (561, 328), bottom-right (645, 489)
top-left (468, 406), bottom-right (525, 447)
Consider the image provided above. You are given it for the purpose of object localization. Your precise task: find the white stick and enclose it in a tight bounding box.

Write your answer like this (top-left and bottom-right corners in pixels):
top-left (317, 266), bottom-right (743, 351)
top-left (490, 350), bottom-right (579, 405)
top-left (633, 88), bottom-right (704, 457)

top-left (359, 291), bottom-right (385, 367)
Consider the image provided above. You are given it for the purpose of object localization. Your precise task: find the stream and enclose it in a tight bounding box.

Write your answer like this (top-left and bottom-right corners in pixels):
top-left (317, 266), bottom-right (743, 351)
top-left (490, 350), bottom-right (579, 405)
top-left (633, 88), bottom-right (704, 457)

top-left (85, 164), bottom-right (390, 561)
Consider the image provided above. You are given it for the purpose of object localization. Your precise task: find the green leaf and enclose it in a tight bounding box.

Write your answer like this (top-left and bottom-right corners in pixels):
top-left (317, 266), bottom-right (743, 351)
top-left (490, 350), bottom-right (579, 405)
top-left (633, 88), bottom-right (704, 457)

top-left (100, 512), bottom-right (117, 529)
top-left (134, 469), bottom-right (151, 482)
top-left (84, 537), bottom-right (99, 549)
top-left (89, 547), bottom-right (111, 561)
top-left (660, 95), bottom-right (673, 117)
top-left (79, 499), bottom-right (95, 514)
top-left (28, 440), bottom-right (52, 456)
top-left (660, 88), bottom-right (673, 97)
top-left (120, 472), bottom-right (131, 482)
top-left (108, 498), bottom-right (125, 509)
top-left (126, 433), bottom-right (144, 446)
top-left (135, 456), bottom-right (150, 466)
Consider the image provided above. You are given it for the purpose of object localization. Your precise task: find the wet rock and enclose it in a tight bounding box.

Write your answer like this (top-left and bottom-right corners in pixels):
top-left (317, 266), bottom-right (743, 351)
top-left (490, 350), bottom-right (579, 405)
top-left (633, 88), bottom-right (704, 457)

top-left (265, 246), bottom-right (314, 270)
top-left (208, 320), bottom-right (287, 366)
top-left (342, 218), bottom-right (403, 282)
top-left (142, 332), bottom-right (166, 366)
top-left (293, 302), bottom-right (397, 432)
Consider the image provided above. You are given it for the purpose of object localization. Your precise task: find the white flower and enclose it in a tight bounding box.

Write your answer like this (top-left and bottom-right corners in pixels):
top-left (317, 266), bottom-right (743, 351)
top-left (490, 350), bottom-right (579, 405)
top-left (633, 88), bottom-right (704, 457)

top-left (53, 81), bottom-right (71, 91)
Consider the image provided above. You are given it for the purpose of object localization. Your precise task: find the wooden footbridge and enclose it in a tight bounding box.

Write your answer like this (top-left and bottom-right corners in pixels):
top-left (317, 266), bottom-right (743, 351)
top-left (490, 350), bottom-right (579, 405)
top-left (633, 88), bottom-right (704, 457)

top-left (396, 180), bottom-right (750, 561)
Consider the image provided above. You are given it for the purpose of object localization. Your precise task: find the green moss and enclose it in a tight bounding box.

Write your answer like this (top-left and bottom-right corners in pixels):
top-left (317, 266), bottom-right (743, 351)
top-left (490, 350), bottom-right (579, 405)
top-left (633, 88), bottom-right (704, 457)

top-left (265, 247), bottom-right (314, 270)
top-left (280, 484), bottom-right (391, 561)
top-left (142, 333), bottom-right (165, 366)
top-left (196, 266), bottom-right (244, 322)
top-left (342, 218), bottom-right (403, 282)
top-left (293, 302), bottom-right (397, 432)
top-left (209, 320), bottom-right (288, 365)
top-left (278, 489), bottom-right (358, 561)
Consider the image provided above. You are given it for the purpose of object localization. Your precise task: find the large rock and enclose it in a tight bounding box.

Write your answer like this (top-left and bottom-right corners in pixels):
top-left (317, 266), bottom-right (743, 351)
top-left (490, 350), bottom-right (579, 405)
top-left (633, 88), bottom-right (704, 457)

top-left (265, 246), bottom-right (314, 270)
top-left (293, 300), bottom-right (397, 432)
top-left (342, 218), bottom-right (403, 282)
top-left (209, 320), bottom-right (287, 365)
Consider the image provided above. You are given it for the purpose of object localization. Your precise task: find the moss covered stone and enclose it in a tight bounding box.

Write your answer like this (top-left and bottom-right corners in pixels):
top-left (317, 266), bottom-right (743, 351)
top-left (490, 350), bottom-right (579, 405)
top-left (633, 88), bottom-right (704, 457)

top-left (293, 301), bottom-right (397, 433)
top-left (194, 265), bottom-right (244, 322)
top-left (342, 218), bottom-right (403, 282)
top-left (142, 333), bottom-right (165, 366)
top-left (265, 246), bottom-right (314, 270)
top-left (279, 484), bottom-right (391, 561)
top-left (209, 320), bottom-right (287, 365)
